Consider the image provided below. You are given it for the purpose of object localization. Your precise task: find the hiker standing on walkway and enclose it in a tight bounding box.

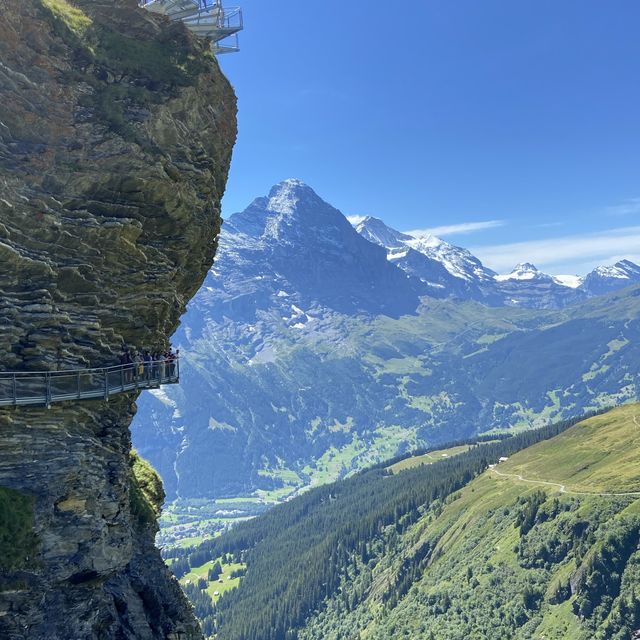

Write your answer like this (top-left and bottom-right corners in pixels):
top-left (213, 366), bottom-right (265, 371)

top-left (167, 348), bottom-right (176, 378)
top-left (158, 352), bottom-right (166, 380)
top-left (133, 352), bottom-right (143, 380)
top-left (122, 349), bottom-right (133, 382)
top-left (143, 351), bottom-right (152, 380)
top-left (152, 352), bottom-right (161, 380)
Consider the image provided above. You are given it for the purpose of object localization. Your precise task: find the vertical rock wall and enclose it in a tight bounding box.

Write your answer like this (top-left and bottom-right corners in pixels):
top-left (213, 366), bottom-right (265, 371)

top-left (0, 0), bottom-right (237, 637)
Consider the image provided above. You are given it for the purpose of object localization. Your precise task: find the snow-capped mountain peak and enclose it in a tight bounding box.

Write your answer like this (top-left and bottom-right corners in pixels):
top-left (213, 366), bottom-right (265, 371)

top-left (219, 181), bottom-right (426, 318)
top-left (618, 259), bottom-right (640, 274)
top-left (514, 262), bottom-right (539, 273)
top-left (591, 259), bottom-right (640, 280)
top-left (582, 259), bottom-right (640, 295)
top-left (266, 178), bottom-right (318, 215)
top-left (229, 179), bottom-right (354, 243)
top-left (403, 233), bottom-right (496, 283)
top-left (593, 265), bottom-right (623, 278)
top-left (352, 217), bottom-right (496, 284)
top-left (355, 216), bottom-right (413, 249)
top-left (406, 234), bottom-right (447, 251)
top-left (495, 263), bottom-right (547, 282)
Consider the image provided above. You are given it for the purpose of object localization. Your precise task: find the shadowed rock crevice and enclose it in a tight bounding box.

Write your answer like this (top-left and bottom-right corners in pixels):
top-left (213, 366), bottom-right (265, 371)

top-left (0, 0), bottom-right (236, 637)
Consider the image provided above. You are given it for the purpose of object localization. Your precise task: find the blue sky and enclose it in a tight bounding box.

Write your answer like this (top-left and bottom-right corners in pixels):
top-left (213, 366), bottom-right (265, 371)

top-left (219, 0), bottom-right (640, 275)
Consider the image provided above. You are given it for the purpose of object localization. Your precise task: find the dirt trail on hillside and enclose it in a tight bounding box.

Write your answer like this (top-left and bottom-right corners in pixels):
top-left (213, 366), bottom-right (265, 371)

top-left (489, 468), bottom-right (640, 498)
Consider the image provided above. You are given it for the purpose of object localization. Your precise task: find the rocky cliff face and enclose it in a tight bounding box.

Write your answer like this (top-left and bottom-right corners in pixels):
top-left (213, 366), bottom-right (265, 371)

top-left (0, 0), bottom-right (236, 637)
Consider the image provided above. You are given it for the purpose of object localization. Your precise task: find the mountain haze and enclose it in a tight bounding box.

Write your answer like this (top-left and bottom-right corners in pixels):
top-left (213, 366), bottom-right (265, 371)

top-left (132, 181), bottom-right (640, 505)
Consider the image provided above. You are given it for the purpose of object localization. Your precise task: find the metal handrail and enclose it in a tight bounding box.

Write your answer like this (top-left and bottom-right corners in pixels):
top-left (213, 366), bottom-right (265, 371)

top-left (138, 0), bottom-right (243, 53)
top-left (217, 6), bottom-right (242, 29)
top-left (0, 357), bottom-right (180, 408)
top-left (183, 8), bottom-right (242, 30)
top-left (0, 358), bottom-right (176, 377)
top-left (212, 36), bottom-right (240, 54)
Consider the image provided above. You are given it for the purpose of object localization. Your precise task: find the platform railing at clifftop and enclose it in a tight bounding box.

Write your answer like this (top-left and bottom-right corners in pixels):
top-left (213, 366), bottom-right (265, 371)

top-left (0, 358), bottom-right (179, 408)
top-left (139, 0), bottom-right (243, 54)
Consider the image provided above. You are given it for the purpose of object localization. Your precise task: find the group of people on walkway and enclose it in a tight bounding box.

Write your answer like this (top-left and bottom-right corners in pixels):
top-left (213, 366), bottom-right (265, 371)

top-left (119, 347), bottom-right (179, 383)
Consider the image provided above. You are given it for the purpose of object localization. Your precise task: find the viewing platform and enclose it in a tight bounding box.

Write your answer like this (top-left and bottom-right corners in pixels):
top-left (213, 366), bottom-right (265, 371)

top-left (139, 0), bottom-right (243, 54)
top-left (0, 358), bottom-right (180, 408)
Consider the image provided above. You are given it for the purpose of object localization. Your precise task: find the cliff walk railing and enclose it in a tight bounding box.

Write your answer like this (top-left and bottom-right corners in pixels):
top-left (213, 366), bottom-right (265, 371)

top-left (139, 0), bottom-right (243, 54)
top-left (0, 358), bottom-right (179, 408)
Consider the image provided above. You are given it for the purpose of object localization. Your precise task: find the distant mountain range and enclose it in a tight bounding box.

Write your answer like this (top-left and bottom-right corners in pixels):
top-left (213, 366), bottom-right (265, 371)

top-left (354, 214), bottom-right (640, 309)
top-left (132, 180), bottom-right (640, 502)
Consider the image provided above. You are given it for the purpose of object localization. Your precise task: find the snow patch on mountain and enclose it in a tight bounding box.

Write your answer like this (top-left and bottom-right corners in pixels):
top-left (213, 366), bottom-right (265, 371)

top-left (553, 274), bottom-right (583, 288)
top-left (406, 233), bottom-right (496, 282)
top-left (266, 178), bottom-right (311, 215)
top-left (354, 216), bottom-right (496, 284)
top-left (355, 216), bottom-right (413, 249)
top-left (387, 249), bottom-right (409, 262)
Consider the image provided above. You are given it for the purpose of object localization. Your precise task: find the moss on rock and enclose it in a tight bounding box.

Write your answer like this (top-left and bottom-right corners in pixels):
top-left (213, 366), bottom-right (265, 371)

top-left (130, 450), bottom-right (165, 529)
top-left (0, 487), bottom-right (38, 571)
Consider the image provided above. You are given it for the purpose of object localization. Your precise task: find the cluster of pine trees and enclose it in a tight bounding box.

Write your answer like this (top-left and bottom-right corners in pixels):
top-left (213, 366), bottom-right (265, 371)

top-left (573, 516), bottom-right (640, 631)
top-left (182, 582), bottom-right (216, 637)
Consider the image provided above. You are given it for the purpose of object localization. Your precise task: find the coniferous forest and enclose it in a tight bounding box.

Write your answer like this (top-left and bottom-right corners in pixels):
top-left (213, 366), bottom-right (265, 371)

top-left (165, 412), bottom-right (615, 640)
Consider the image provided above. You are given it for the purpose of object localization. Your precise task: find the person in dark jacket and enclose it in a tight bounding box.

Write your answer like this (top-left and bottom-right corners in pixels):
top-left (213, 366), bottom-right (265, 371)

top-left (122, 349), bottom-right (133, 383)
top-left (167, 349), bottom-right (176, 378)
top-left (143, 351), bottom-right (152, 380)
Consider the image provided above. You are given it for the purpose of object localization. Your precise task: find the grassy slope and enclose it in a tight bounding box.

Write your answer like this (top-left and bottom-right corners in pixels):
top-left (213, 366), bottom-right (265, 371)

top-left (387, 444), bottom-right (472, 474)
top-left (301, 403), bottom-right (640, 640)
top-left (498, 404), bottom-right (640, 493)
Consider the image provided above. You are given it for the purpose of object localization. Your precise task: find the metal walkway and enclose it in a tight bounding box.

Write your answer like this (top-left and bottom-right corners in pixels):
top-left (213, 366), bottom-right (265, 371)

top-left (0, 359), bottom-right (180, 408)
top-left (140, 0), bottom-right (243, 54)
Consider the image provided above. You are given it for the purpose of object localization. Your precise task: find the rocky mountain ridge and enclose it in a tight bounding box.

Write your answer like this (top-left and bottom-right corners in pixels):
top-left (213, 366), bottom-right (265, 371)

top-left (354, 215), bottom-right (640, 309)
top-left (222, 179), bottom-right (426, 317)
top-left (0, 0), bottom-right (236, 637)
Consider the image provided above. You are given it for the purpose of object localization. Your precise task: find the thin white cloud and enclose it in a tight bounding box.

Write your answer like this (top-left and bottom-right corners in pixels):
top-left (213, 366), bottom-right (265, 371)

top-left (532, 221), bottom-right (564, 229)
top-left (473, 225), bottom-right (640, 274)
top-left (407, 219), bottom-right (505, 237)
top-left (606, 198), bottom-right (640, 216)
top-left (347, 215), bottom-right (367, 226)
